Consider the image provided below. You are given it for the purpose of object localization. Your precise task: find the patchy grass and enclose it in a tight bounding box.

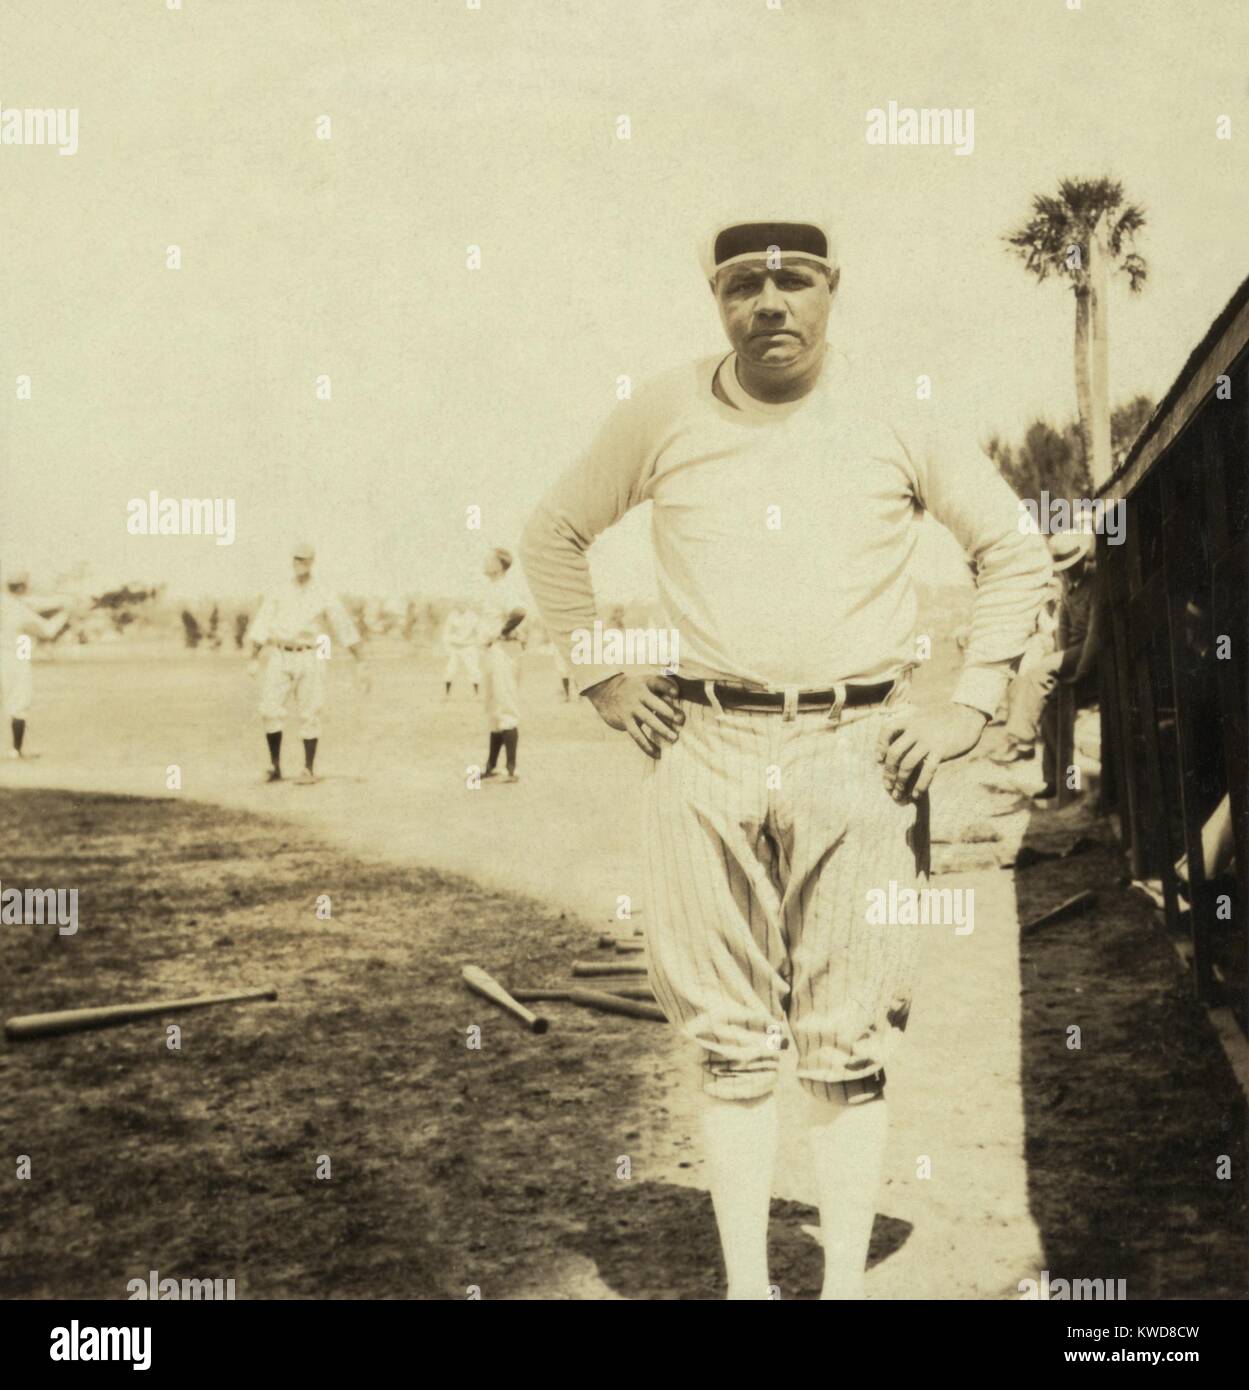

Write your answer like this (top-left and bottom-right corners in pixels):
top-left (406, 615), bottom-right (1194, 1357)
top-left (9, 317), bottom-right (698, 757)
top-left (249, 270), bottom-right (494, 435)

top-left (0, 789), bottom-right (684, 1299)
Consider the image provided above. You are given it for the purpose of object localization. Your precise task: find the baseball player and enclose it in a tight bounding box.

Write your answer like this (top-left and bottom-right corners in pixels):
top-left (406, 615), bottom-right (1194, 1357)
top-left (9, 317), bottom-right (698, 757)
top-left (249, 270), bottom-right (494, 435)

top-left (477, 546), bottom-right (526, 782)
top-left (992, 530), bottom-right (1095, 800)
top-left (441, 606), bottom-right (481, 696)
top-left (552, 639), bottom-right (573, 701)
top-left (1, 569), bottom-right (69, 758)
top-left (521, 217), bottom-right (1051, 1299)
top-left (247, 542), bottom-right (367, 784)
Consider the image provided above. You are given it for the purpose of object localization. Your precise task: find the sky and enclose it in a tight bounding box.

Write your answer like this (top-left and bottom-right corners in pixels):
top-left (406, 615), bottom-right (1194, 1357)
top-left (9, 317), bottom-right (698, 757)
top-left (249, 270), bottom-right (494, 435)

top-left (3, 0), bottom-right (1247, 603)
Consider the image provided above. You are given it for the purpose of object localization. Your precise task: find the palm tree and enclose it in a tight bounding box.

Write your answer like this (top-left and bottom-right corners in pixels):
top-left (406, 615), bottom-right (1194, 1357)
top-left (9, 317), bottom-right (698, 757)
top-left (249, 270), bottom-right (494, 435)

top-left (1004, 177), bottom-right (1147, 489)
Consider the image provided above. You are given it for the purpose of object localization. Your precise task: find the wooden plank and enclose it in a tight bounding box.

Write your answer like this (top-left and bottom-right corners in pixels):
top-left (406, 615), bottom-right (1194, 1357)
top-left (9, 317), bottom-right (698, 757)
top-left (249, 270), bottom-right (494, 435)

top-left (1159, 456), bottom-right (1216, 996)
top-left (1102, 531), bottom-right (1147, 876)
top-left (1125, 571), bottom-right (1170, 648)
top-left (1211, 535), bottom-right (1249, 1029)
top-left (1202, 411), bottom-right (1233, 560)
top-left (1124, 498), bottom-right (1183, 897)
top-left (1055, 683), bottom-right (1077, 809)
top-left (1095, 616), bottom-right (1119, 819)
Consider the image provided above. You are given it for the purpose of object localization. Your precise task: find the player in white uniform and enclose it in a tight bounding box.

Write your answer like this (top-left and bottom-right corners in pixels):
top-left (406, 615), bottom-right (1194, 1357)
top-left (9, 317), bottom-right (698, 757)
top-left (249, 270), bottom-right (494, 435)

top-left (247, 542), bottom-right (367, 784)
top-left (1, 569), bottom-right (69, 758)
top-left (441, 607), bottom-right (481, 696)
top-left (551, 639), bottom-right (573, 701)
top-left (521, 218), bottom-right (1052, 1299)
top-left (477, 547), bottom-right (526, 782)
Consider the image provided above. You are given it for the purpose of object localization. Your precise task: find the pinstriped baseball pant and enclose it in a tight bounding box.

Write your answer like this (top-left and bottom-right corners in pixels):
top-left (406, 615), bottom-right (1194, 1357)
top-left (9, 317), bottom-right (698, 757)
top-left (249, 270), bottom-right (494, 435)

top-left (641, 691), bottom-right (930, 1101)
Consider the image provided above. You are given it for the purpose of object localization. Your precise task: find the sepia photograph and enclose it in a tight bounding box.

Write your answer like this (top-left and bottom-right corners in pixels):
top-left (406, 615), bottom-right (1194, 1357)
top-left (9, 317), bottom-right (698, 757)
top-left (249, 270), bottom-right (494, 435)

top-left (1, 0), bottom-right (1247, 1357)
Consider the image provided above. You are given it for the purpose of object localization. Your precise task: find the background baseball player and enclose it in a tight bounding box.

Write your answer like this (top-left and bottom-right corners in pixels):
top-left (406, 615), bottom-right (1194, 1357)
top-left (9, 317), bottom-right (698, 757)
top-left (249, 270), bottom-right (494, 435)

top-left (522, 217), bottom-right (1051, 1299)
top-left (441, 606), bottom-right (481, 697)
top-left (992, 529), bottom-right (1096, 800)
top-left (477, 547), bottom-right (526, 783)
top-left (552, 640), bottom-right (573, 701)
top-left (1, 568), bottom-right (69, 759)
top-left (247, 541), bottom-right (368, 784)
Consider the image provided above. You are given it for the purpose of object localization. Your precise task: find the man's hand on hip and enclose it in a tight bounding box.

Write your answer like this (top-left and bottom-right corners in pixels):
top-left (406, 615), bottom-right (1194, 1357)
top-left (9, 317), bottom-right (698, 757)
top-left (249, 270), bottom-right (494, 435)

top-left (876, 701), bottom-right (988, 802)
top-left (585, 673), bottom-right (684, 759)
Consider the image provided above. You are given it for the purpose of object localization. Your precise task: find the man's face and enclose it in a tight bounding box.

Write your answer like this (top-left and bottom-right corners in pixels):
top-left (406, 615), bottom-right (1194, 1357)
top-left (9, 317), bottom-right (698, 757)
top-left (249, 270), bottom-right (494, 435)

top-left (7, 583), bottom-right (26, 597)
top-left (713, 259), bottom-right (833, 375)
top-left (483, 556), bottom-right (503, 580)
top-left (292, 554), bottom-right (313, 581)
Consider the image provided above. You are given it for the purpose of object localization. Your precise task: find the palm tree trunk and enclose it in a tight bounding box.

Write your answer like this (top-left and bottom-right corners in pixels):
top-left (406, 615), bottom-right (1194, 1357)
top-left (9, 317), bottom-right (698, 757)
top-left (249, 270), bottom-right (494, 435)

top-left (1073, 284), bottom-right (1094, 482)
top-left (1087, 217), bottom-right (1113, 490)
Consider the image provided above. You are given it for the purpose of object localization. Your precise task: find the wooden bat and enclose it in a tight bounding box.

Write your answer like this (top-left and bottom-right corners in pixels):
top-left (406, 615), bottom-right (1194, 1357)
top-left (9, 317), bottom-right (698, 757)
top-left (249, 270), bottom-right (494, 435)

top-left (462, 965), bottom-right (549, 1034)
top-left (570, 960), bottom-right (648, 978)
top-left (568, 989), bottom-right (666, 1022)
top-left (4, 985), bottom-right (278, 1041)
top-left (614, 940), bottom-right (645, 954)
top-left (1021, 890), bottom-right (1097, 936)
top-left (511, 984), bottom-right (656, 1004)
top-left (596, 983), bottom-right (653, 1000)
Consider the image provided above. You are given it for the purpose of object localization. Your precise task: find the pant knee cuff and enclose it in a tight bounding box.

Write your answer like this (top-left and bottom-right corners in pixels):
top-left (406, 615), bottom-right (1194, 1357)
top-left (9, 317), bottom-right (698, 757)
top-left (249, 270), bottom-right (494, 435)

top-left (797, 1069), bottom-right (887, 1104)
top-left (701, 1065), bottom-right (779, 1101)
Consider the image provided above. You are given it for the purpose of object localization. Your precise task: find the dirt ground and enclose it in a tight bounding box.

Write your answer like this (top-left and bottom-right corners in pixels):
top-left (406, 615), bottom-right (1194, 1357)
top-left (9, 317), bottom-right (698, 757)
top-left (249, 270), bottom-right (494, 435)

top-left (1, 644), bottom-right (1245, 1298)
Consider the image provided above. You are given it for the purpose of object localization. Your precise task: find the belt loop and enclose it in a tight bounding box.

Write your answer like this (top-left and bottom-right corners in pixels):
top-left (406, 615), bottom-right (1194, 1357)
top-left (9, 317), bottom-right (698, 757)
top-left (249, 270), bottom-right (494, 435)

top-left (781, 685), bottom-right (798, 722)
top-left (703, 681), bottom-right (724, 716)
top-left (827, 681), bottom-right (846, 725)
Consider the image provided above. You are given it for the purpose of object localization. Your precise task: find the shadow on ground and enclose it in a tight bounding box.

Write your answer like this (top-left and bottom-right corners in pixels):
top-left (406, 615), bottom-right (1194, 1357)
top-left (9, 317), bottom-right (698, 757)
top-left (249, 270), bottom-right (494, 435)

top-left (557, 1184), bottom-right (911, 1300)
top-left (1011, 801), bottom-right (1248, 1299)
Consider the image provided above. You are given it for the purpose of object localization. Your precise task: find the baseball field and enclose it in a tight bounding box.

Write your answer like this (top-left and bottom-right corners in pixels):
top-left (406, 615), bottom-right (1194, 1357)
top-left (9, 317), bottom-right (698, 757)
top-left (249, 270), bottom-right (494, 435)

top-left (1, 640), bottom-right (1245, 1299)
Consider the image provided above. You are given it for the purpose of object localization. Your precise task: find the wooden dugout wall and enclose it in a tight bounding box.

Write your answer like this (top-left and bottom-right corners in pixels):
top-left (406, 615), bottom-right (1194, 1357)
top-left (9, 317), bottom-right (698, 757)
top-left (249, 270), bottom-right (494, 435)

top-left (1095, 273), bottom-right (1249, 1033)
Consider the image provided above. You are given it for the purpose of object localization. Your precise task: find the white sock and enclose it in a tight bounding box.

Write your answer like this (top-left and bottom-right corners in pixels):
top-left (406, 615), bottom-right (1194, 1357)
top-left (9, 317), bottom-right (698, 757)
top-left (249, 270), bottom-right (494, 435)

top-left (804, 1086), bottom-right (889, 1299)
top-left (701, 1090), bottom-right (779, 1299)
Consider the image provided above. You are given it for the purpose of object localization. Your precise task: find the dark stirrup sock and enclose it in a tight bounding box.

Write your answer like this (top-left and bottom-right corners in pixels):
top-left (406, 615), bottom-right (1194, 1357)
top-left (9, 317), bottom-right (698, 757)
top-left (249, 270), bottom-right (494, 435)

top-left (12, 718), bottom-right (26, 754)
top-left (303, 738), bottom-right (318, 773)
top-left (502, 728), bottom-right (519, 773)
top-left (266, 731), bottom-right (282, 765)
top-left (484, 731), bottom-right (502, 772)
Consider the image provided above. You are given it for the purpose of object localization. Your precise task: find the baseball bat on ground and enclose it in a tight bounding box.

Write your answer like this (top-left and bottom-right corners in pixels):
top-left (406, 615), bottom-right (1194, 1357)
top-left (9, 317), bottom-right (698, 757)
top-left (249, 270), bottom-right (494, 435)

top-left (510, 984), bottom-right (656, 1004)
top-left (4, 985), bottom-right (278, 1041)
top-left (570, 960), bottom-right (648, 978)
top-left (461, 965), bottom-right (549, 1034)
top-left (1020, 890), bottom-right (1097, 936)
top-left (568, 989), bottom-right (666, 1022)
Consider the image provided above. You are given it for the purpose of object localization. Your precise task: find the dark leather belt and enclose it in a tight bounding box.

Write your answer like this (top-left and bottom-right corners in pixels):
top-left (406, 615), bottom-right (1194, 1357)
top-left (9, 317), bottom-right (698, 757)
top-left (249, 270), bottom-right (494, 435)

top-left (276, 642), bottom-right (315, 653)
top-left (671, 675), bottom-right (894, 712)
